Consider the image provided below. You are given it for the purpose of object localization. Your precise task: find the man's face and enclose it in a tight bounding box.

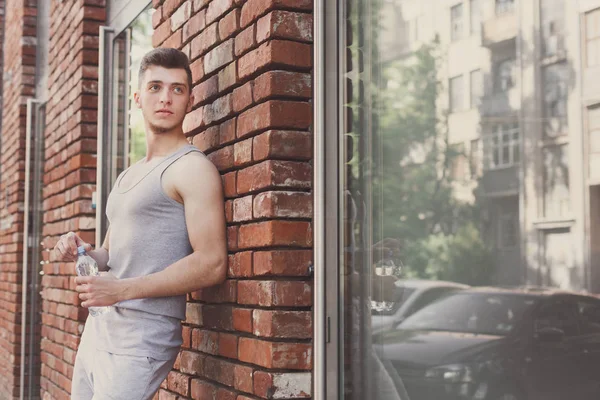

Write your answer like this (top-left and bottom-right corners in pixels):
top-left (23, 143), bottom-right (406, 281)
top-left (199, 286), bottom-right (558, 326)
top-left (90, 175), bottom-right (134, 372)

top-left (134, 66), bottom-right (193, 133)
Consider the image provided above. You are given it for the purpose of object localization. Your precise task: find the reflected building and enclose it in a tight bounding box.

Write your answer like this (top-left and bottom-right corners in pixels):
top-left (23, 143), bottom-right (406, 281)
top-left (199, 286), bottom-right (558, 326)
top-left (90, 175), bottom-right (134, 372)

top-left (378, 0), bottom-right (600, 292)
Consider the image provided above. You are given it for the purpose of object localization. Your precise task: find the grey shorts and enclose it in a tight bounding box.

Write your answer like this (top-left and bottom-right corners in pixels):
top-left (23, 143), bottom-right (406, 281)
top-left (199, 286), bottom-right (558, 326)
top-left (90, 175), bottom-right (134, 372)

top-left (71, 329), bottom-right (176, 400)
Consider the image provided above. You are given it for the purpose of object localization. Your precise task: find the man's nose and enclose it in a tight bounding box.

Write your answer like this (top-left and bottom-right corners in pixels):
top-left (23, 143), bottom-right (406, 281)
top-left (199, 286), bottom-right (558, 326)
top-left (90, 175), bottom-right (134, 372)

top-left (160, 89), bottom-right (172, 104)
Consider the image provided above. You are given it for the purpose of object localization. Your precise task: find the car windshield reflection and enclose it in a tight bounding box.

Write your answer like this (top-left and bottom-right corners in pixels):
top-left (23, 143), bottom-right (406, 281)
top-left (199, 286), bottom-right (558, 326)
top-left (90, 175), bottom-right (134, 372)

top-left (399, 291), bottom-right (538, 336)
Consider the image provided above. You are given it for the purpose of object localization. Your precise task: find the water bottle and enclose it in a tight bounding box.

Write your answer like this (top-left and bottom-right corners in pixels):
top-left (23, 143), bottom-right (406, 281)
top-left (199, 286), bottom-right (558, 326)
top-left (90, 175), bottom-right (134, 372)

top-left (372, 250), bottom-right (401, 312)
top-left (75, 245), bottom-right (111, 317)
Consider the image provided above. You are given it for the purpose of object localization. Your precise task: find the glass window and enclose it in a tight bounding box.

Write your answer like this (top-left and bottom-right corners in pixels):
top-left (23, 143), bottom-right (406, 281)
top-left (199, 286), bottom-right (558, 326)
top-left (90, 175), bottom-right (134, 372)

top-left (470, 0), bottom-right (480, 34)
top-left (496, 0), bottom-right (515, 15)
top-left (543, 62), bottom-right (569, 137)
top-left (451, 3), bottom-right (464, 41)
top-left (543, 145), bottom-right (570, 218)
top-left (470, 69), bottom-right (482, 108)
top-left (337, 0), bottom-right (600, 397)
top-left (450, 75), bottom-right (464, 112)
top-left (586, 9), bottom-right (600, 67)
top-left (495, 58), bottom-right (515, 92)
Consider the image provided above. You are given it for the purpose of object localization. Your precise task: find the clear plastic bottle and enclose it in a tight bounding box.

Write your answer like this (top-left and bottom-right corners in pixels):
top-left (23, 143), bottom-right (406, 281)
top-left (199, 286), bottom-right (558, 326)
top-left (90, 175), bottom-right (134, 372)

top-left (75, 245), bottom-right (111, 317)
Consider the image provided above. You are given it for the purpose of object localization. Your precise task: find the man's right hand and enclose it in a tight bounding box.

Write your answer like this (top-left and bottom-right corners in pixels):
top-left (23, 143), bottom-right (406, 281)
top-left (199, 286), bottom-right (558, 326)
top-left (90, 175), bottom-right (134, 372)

top-left (52, 231), bottom-right (92, 262)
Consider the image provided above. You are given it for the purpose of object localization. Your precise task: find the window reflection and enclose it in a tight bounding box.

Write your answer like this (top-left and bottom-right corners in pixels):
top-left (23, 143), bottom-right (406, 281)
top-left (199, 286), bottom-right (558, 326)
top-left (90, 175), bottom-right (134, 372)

top-left (340, 0), bottom-right (600, 399)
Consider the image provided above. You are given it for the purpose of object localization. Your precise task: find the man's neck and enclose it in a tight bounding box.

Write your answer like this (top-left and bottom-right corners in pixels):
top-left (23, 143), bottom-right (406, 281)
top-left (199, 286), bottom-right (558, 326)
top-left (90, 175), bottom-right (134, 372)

top-left (144, 129), bottom-right (189, 162)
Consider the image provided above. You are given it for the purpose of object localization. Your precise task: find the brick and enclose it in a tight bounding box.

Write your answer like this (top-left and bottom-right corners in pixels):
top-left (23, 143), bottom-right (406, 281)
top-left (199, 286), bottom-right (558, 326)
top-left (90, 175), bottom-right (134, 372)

top-left (238, 40), bottom-right (311, 80)
top-left (153, 19), bottom-right (172, 47)
top-left (238, 220), bottom-right (312, 248)
top-left (254, 372), bottom-right (311, 398)
top-left (207, 144), bottom-right (234, 171)
top-left (219, 8), bottom-right (240, 40)
top-left (253, 250), bottom-right (312, 276)
top-left (253, 71), bottom-right (311, 101)
top-left (238, 338), bottom-right (312, 369)
top-left (207, 0), bottom-right (234, 24)
top-left (185, 303), bottom-right (203, 325)
top-left (171, 1), bottom-right (192, 31)
top-left (162, 29), bottom-right (183, 49)
top-left (190, 57), bottom-right (205, 82)
top-left (152, 6), bottom-right (164, 29)
top-left (192, 0), bottom-right (210, 11)
top-left (253, 310), bottom-right (312, 338)
top-left (204, 93), bottom-right (233, 125)
top-left (204, 39), bottom-right (234, 74)
top-left (220, 118), bottom-right (237, 145)
top-left (253, 191), bottom-right (312, 219)
top-left (218, 61), bottom-right (237, 91)
top-left (191, 280), bottom-right (237, 302)
top-left (256, 10), bottom-right (313, 43)
top-left (192, 74), bottom-right (218, 105)
top-left (235, 25), bottom-right (255, 57)
top-left (236, 100), bottom-right (311, 138)
top-left (191, 379), bottom-right (217, 399)
top-left (232, 81), bottom-right (253, 113)
top-left (179, 350), bottom-right (204, 375)
top-left (223, 171), bottom-right (237, 198)
top-left (183, 105), bottom-right (204, 134)
top-left (236, 160), bottom-right (311, 194)
top-left (190, 22), bottom-right (218, 60)
top-left (164, 0), bottom-right (187, 17)
top-left (234, 138), bottom-right (253, 167)
top-left (238, 280), bottom-right (311, 306)
top-left (167, 371), bottom-right (190, 396)
top-left (233, 195), bottom-right (253, 222)
top-left (183, 9), bottom-right (206, 43)
top-left (182, 325), bottom-right (192, 348)
top-left (253, 130), bottom-right (311, 161)
top-left (234, 364), bottom-right (253, 393)
top-left (192, 329), bottom-right (219, 354)
top-left (203, 305), bottom-right (234, 330)
top-left (218, 332), bottom-right (238, 358)
top-left (240, 0), bottom-right (312, 28)
top-left (229, 251), bottom-right (253, 278)
top-left (191, 125), bottom-right (219, 151)
top-left (232, 307), bottom-right (253, 333)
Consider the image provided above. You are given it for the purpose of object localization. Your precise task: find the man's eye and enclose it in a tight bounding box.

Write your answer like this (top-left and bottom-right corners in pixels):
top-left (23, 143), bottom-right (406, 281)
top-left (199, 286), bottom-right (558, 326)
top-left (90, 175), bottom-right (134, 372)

top-left (174, 87), bottom-right (184, 94)
top-left (150, 85), bottom-right (160, 91)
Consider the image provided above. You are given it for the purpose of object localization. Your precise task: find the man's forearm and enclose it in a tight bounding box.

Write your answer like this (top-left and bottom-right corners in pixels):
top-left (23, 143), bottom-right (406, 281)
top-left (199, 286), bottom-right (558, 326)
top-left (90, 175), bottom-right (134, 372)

top-left (88, 247), bottom-right (110, 271)
top-left (119, 251), bottom-right (226, 301)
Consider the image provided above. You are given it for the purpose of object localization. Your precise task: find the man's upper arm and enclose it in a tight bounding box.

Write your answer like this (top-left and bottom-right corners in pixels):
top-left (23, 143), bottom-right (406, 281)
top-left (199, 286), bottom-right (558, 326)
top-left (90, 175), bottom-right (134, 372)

top-left (176, 153), bottom-right (227, 264)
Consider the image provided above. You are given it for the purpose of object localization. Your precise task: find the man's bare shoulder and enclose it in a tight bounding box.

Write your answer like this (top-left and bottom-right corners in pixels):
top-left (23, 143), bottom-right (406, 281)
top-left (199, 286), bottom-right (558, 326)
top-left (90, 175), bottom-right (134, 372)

top-left (167, 149), bottom-right (222, 198)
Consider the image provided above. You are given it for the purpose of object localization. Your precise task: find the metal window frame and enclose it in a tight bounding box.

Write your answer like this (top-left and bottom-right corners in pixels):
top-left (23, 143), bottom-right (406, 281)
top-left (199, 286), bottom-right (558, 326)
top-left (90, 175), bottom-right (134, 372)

top-left (95, 0), bottom-right (150, 246)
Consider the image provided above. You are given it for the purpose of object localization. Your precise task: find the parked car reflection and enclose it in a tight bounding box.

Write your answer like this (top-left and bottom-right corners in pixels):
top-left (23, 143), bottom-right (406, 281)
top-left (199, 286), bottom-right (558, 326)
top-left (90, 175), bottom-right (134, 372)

top-left (371, 280), bottom-right (469, 335)
top-left (376, 287), bottom-right (600, 400)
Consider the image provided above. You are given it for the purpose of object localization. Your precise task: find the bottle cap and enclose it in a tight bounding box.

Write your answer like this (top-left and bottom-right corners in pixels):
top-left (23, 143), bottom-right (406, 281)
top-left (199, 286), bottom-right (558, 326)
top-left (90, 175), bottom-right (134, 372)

top-left (77, 245), bottom-right (86, 255)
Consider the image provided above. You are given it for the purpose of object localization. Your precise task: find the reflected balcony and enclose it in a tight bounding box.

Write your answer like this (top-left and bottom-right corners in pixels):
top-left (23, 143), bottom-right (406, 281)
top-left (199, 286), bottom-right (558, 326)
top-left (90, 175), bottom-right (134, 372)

top-left (480, 88), bottom-right (520, 117)
top-left (482, 11), bottom-right (518, 48)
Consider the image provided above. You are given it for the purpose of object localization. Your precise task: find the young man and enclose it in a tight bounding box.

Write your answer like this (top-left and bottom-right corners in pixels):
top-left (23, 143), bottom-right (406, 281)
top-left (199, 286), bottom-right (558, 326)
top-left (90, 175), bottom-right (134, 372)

top-left (52, 48), bottom-right (227, 400)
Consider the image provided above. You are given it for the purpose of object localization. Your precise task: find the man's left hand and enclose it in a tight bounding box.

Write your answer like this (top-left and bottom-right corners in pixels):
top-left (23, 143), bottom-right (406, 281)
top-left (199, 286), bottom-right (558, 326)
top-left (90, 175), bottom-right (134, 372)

top-left (75, 272), bottom-right (128, 308)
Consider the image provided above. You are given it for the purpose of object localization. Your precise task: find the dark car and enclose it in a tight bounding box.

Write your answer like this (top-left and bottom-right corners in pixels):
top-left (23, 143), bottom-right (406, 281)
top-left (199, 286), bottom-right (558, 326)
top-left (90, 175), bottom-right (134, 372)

top-left (376, 287), bottom-right (600, 400)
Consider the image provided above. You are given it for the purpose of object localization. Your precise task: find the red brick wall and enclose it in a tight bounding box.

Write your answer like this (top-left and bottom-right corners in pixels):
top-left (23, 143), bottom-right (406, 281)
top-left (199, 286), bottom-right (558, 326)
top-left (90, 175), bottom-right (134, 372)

top-left (0, 0), bottom-right (37, 398)
top-left (152, 0), bottom-right (314, 398)
top-left (39, 1), bottom-right (105, 399)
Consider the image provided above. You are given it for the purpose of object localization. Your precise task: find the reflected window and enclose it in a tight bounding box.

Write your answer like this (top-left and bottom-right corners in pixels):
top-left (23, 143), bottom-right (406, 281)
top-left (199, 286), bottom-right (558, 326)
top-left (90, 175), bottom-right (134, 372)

top-left (543, 145), bottom-right (570, 218)
top-left (541, 0), bottom-right (565, 57)
top-left (498, 207), bottom-right (518, 249)
top-left (470, 138), bottom-right (482, 178)
top-left (450, 75), bottom-right (465, 112)
top-left (586, 8), bottom-right (600, 67)
top-left (494, 59), bottom-right (515, 92)
top-left (589, 106), bottom-right (600, 180)
top-left (451, 3), bottom-right (464, 42)
top-left (488, 123), bottom-right (519, 169)
top-left (496, 0), bottom-right (515, 15)
top-left (470, 0), bottom-right (480, 34)
top-left (470, 69), bottom-right (482, 108)
top-left (543, 62), bottom-right (569, 137)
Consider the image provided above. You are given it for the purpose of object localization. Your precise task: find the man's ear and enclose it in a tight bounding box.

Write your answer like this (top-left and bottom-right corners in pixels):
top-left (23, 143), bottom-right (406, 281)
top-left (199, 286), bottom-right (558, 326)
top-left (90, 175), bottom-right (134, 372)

top-left (134, 91), bottom-right (141, 109)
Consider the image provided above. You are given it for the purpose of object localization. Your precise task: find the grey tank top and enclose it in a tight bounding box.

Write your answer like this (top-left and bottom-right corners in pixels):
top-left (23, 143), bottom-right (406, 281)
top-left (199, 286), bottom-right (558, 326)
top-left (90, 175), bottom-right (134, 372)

top-left (105, 144), bottom-right (203, 320)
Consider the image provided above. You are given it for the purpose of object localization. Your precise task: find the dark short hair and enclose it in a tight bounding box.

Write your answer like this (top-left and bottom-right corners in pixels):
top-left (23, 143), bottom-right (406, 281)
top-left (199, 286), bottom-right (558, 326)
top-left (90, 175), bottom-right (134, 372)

top-left (138, 48), bottom-right (193, 90)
